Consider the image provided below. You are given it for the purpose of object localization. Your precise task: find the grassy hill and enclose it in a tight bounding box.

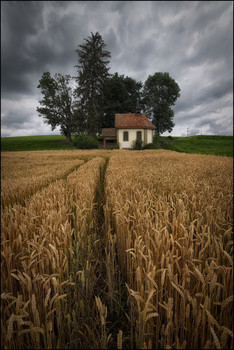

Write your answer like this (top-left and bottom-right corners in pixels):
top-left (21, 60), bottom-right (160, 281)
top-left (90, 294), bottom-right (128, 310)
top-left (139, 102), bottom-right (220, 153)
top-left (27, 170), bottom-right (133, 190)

top-left (1, 134), bottom-right (233, 157)
top-left (1, 135), bottom-right (75, 152)
top-left (159, 135), bottom-right (233, 157)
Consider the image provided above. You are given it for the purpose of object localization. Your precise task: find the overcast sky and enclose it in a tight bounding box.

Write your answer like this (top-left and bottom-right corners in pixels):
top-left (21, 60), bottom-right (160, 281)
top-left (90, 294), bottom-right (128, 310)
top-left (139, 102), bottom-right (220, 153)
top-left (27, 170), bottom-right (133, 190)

top-left (1, 1), bottom-right (233, 137)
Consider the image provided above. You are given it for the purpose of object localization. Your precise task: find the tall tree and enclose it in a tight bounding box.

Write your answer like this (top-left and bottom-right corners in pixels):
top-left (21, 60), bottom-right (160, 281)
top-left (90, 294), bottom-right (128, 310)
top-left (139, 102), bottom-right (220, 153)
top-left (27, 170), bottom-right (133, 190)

top-left (74, 32), bottom-right (111, 135)
top-left (143, 72), bottom-right (180, 135)
top-left (123, 76), bottom-right (143, 112)
top-left (37, 72), bottom-right (77, 142)
top-left (102, 73), bottom-right (142, 128)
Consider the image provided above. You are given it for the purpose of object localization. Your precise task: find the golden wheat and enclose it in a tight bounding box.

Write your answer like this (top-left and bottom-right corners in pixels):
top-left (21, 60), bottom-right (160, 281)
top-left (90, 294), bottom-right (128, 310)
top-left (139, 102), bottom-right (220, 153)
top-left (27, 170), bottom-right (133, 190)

top-left (105, 150), bottom-right (233, 349)
top-left (1, 149), bottom-right (233, 349)
top-left (1, 154), bottom-right (106, 349)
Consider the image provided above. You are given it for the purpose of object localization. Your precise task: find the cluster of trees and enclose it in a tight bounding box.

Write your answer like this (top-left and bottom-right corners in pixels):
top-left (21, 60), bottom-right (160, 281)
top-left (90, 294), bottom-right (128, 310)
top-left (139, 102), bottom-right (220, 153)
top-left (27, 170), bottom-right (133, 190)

top-left (37, 32), bottom-right (180, 142)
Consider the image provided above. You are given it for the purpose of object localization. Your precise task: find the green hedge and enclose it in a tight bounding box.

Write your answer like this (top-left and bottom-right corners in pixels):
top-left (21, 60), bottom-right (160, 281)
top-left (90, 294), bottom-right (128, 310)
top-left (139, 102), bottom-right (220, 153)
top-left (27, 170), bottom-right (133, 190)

top-left (74, 134), bottom-right (99, 149)
top-left (143, 143), bottom-right (160, 149)
top-left (132, 139), bottom-right (143, 150)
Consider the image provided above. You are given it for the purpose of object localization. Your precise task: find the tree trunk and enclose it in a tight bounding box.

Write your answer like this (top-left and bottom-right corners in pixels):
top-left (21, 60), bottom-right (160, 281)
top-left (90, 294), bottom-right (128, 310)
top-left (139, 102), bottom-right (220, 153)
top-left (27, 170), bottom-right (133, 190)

top-left (66, 133), bottom-right (72, 143)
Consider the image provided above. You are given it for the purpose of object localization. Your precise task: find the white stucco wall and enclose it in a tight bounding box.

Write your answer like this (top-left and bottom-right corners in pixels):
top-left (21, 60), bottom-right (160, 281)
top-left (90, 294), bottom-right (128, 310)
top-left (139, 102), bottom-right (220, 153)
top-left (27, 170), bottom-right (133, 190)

top-left (118, 129), bottom-right (149, 149)
top-left (147, 129), bottom-right (153, 144)
top-left (117, 129), bottom-right (154, 149)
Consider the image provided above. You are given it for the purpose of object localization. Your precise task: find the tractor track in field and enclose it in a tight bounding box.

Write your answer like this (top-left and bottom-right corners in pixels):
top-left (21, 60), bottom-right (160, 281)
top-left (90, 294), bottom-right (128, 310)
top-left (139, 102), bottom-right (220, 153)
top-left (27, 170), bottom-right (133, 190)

top-left (91, 156), bottom-right (131, 349)
top-left (2, 157), bottom-right (94, 209)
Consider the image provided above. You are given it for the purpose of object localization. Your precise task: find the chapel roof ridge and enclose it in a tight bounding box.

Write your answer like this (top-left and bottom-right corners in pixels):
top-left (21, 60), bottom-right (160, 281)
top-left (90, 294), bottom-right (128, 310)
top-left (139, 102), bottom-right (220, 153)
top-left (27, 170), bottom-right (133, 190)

top-left (115, 112), bottom-right (156, 130)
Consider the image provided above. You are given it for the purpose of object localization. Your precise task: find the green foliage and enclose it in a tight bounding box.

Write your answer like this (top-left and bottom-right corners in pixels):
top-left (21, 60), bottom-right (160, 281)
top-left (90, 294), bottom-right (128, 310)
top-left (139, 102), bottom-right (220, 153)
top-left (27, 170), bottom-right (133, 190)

top-left (152, 134), bottom-right (170, 149)
top-left (37, 72), bottom-right (77, 142)
top-left (143, 72), bottom-right (180, 135)
top-left (132, 139), bottom-right (143, 150)
top-left (143, 143), bottom-right (160, 149)
top-left (74, 32), bottom-right (111, 135)
top-left (102, 72), bottom-right (142, 128)
top-left (74, 134), bottom-right (99, 149)
top-left (153, 133), bottom-right (161, 145)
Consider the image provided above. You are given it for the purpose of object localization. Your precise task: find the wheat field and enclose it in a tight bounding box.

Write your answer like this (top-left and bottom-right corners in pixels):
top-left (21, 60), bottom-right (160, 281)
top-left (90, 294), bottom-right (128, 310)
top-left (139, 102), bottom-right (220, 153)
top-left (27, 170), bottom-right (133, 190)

top-left (1, 149), bottom-right (233, 349)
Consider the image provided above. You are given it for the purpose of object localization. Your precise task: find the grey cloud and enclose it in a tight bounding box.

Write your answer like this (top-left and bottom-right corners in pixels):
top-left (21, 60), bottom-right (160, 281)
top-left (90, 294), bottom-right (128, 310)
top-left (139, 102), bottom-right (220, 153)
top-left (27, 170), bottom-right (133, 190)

top-left (2, 97), bottom-right (37, 128)
top-left (199, 78), bottom-right (233, 103)
top-left (1, 96), bottom-right (61, 137)
top-left (1, 1), bottom-right (233, 137)
top-left (180, 127), bottom-right (202, 137)
top-left (2, 111), bottom-right (31, 128)
top-left (103, 28), bottom-right (119, 61)
top-left (107, 1), bottom-right (130, 13)
top-left (207, 119), bottom-right (233, 136)
top-left (195, 116), bottom-right (233, 136)
top-left (1, 1), bottom-right (86, 97)
top-left (152, 1), bottom-right (233, 79)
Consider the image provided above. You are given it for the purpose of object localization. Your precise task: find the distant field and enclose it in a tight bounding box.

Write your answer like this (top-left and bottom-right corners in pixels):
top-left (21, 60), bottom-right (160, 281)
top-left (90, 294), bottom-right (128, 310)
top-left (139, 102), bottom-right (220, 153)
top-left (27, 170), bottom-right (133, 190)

top-left (0, 135), bottom-right (75, 152)
top-left (162, 135), bottom-right (233, 157)
top-left (1, 134), bottom-right (233, 156)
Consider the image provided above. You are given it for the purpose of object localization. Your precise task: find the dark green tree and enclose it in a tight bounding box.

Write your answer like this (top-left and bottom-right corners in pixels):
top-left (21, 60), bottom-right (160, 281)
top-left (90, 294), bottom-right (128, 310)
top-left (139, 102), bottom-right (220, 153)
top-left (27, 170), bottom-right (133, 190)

top-left (37, 72), bottom-right (77, 142)
top-left (102, 73), bottom-right (128, 128)
top-left (123, 76), bottom-right (143, 112)
top-left (142, 72), bottom-right (180, 135)
top-left (102, 73), bottom-right (142, 128)
top-left (74, 32), bottom-right (111, 135)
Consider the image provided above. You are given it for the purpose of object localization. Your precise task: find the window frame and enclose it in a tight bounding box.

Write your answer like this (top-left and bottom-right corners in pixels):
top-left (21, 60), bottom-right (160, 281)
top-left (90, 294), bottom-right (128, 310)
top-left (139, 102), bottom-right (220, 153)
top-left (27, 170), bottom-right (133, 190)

top-left (136, 131), bottom-right (142, 141)
top-left (123, 131), bottom-right (129, 142)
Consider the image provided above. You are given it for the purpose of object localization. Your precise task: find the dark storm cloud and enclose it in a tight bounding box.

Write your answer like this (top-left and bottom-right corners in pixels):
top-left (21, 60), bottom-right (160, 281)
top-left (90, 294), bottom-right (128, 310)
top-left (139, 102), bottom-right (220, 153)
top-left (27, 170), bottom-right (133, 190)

top-left (1, 1), bottom-right (87, 98)
top-left (1, 1), bottom-right (233, 137)
top-left (1, 1), bottom-right (45, 96)
top-left (198, 78), bottom-right (233, 104)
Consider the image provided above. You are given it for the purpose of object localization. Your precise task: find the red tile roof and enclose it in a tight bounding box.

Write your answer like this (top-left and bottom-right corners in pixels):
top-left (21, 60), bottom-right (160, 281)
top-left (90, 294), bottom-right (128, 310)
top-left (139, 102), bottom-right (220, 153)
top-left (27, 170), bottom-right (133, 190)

top-left (115, 113), bottom-right (156, 130)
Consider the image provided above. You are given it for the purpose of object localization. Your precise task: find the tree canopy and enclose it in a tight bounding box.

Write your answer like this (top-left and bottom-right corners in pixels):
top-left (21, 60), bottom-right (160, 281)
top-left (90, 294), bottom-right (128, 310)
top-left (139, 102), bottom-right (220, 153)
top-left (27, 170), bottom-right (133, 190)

top-left (142, 72), bottom-right (180, 135)
top-left (37, 72), bottom-right (77, 142)
top-left (74, 31), bottom-right (111, 135)
top-left (102, 73), bottom-right (142, 128)
top-left (37, 32), bottom-right (181, 140)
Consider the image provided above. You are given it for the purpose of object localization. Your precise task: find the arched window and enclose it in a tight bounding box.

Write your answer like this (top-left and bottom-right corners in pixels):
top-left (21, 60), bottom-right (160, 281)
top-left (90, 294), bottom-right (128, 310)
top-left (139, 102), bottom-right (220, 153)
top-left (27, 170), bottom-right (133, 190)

top-left (123, 131), bottom-right (129, 141)
top-left (137, 131), bottom-right (142, 141)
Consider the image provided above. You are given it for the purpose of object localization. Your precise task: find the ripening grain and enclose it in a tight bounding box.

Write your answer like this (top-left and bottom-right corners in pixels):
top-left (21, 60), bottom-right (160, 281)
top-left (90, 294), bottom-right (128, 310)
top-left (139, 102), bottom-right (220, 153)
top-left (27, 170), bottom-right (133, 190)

top-left (1, 151), bottom-right (84, 207)
top-left (1, 149), bottom-right (233, 349)
top-left (105, 150), bottom-right (233, 349)
top-left (1, 155), bottom-right (105, 349)
top-left (1, 149), bottom-right (111, 208)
